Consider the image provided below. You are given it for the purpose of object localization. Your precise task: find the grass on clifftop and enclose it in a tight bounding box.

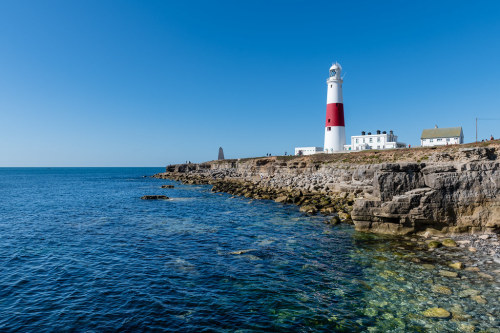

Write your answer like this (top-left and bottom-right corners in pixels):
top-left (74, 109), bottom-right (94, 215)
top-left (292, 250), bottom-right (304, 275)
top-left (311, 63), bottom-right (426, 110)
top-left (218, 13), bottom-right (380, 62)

top-left (209, 140), bottom-right (499, 165)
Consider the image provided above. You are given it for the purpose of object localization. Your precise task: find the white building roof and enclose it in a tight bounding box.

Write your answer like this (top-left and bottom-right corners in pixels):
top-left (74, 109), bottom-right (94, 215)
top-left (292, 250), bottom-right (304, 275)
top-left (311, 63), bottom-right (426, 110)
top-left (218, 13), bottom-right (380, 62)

top-left (421, 127), bottom-right (462, 139)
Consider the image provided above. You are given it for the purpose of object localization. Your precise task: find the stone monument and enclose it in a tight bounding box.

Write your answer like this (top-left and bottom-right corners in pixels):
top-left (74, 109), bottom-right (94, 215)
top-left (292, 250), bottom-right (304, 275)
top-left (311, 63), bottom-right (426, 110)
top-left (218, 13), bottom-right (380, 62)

top-left (218, 147), bottom-right (224, 160)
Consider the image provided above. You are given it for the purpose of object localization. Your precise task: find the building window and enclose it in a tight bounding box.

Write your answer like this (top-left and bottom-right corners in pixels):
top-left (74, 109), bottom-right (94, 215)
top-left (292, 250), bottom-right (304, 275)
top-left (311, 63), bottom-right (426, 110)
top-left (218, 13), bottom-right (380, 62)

top-left (437, 138), bottom-right (442, 142)
top-left (369, 138), bottom-right (373, 143)
top-left (328, 119), bottom-right (330, 123)
top-left (430, 139), bottom-right (433, 142)
top-left (377, 137), bottom-right (380, 142)
top-left (446, 138), bottom-right (450, 142)
top-left (327, 127), bottom-right (331, 131)
top-left (355, 138), bottom-right (358, 143)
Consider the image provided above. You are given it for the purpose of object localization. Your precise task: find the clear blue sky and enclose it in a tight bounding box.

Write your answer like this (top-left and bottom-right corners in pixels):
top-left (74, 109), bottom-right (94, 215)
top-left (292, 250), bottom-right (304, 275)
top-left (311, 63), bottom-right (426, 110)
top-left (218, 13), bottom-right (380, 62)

top-left (1, 0), bottom-right (499, 166)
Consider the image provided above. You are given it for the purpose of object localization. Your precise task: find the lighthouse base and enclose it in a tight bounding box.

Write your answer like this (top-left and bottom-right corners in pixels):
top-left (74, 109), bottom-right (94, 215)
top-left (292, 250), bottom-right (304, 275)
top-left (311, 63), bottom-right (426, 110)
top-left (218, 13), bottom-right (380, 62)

top-left (324, 126), bottom-right (346, 153)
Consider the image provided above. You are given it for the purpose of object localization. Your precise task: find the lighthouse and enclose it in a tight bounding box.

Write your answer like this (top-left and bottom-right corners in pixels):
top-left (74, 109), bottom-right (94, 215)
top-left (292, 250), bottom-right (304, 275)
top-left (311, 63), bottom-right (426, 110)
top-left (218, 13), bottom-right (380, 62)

top-left (324, 63), bottom-right (345, 152)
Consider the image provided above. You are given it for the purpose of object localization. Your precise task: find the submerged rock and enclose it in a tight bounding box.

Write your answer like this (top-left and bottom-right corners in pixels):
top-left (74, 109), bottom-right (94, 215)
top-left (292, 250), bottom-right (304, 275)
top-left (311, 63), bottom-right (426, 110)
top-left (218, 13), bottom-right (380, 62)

top-left (449, 262), bottom-right (463, 269)
top-left (329, 215), bottom-right (341, 225)
top-left (457, 323), bottom-right (475, 333)
top-left (471, 295), bottom-right (487, 304)
top-left (464, 267), bottom-right (480, 272)
top-left (478, 272), bottom-right (494, 280)
top-left (141, 195), bottom-right (169, 200)
top-left (432, 284), bottom-right (452, 295)
top-left (458, 289), bottom-right (480, 298)
top-left (363, 308), bottom-right (378, 317)
top-left (161, 185), bottom-right (175, 188)
top-left (422, 307), bottom-right (451, 318)
top-left (442, 239), bottom-right (458, 247)
top-left (439, 270), bottom-right (458, 278)
top-left (428, 241), bottom-right (441, 249)
top-left (229, 249), bottom-right (257, 255)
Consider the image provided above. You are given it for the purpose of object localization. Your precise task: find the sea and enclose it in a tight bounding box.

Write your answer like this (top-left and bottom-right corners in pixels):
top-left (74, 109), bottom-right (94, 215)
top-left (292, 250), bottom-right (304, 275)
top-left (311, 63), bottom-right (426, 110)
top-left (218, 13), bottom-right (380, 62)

top-left (0, 168), bottom-right (498, 332)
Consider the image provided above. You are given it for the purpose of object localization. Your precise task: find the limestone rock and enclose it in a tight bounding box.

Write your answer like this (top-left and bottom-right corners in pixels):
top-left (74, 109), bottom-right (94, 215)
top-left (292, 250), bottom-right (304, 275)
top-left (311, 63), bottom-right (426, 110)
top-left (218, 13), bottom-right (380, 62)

top-left (471, 295), bottom-right (487, 304)
top-left (478, 272), bottom-right (494, 280)
top-left (155, 143), bottom-right (500, 236)
top-left (457, 324), bottom-right (475, 333)
top-left (439, 270), bottom-right (458, 278)
top-left (458, 289), bottom-right (480, 298)
top-left (274, 195), bottom-right (288, 203)
top-left (464, 266), bottom-right (480, 272)
top-left (300, 205), bottom-right (318, 214)
top-left (442, 239), bottom-right (457, 247)
top-left (329, 215), bottom-right (341, 225)
top-left (449, 262), bottom-right (463, 270)
top-left (422, 307), bottom-right (451, 318)
top-left (431, 284), bottom-right (452, 295)
top-left (428, 241), bottom-right (441, 249)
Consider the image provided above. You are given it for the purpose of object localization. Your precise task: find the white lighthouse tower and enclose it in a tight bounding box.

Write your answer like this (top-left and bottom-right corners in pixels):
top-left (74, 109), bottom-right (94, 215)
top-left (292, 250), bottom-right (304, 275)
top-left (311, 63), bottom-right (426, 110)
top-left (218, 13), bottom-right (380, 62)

top-left (324, 63), bottom-right (346, 152)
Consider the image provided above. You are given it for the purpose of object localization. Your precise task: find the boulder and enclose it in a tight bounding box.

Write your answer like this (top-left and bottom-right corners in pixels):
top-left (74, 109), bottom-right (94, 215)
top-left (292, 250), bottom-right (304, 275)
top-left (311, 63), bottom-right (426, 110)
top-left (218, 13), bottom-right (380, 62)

top-left (274, 195), bottom-right (288, 203)
top-left (442, 239), bottom-right (457, 247)
top-left (329, 215), bottom-right (341, 225)
top-left (300, 205), bottom-right (318, 214)
top-left (161, 185), bottom-right (175, 188)
top-left (422, 307), bottom-right (451, 318)
top-left (449, 262), bottom-right (463, 270)
top-left (439, 270), bottom-right (458, 278)
top-left (428, 241), bottom-right (441, 249)
top-left (431, 284), bottom-right (452, 295)
top-left (471, 295), bottom-right (487, 304)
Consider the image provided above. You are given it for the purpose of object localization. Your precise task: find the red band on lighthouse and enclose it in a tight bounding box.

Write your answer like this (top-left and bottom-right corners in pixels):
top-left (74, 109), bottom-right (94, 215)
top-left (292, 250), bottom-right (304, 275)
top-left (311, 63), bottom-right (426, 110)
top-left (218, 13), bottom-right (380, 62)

top-left (325, 103), bottom-right (345, 127)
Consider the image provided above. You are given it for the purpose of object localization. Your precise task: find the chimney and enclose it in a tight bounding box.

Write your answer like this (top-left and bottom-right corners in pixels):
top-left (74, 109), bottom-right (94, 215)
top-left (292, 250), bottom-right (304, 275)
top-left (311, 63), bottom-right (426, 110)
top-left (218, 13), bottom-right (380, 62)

top-left (382, 131), bottom-right (387, 134)
top-left (367, 132), bottom-right (372, 135)
top-left (361, 131), bottom-right (365, 135)
top-left (376, 130), bottom-right (381, 134)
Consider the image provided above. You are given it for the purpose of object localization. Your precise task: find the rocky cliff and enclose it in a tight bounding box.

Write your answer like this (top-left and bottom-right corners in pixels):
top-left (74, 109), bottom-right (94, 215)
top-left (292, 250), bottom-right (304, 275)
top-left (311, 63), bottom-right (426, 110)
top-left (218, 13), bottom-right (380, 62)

top-left (154, 142), bottom-right (500, 235)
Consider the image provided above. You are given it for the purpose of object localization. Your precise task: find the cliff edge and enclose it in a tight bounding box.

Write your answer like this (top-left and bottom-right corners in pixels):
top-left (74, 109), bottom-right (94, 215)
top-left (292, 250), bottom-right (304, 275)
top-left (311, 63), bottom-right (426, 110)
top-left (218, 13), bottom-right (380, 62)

top-left (154, 142), bottom-right (500, 235)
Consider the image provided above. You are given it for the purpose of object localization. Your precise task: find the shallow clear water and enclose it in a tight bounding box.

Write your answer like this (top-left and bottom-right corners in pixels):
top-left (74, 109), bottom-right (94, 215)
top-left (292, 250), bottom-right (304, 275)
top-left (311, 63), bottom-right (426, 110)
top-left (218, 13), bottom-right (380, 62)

top-left (0, 168), bottom-right (498, 332)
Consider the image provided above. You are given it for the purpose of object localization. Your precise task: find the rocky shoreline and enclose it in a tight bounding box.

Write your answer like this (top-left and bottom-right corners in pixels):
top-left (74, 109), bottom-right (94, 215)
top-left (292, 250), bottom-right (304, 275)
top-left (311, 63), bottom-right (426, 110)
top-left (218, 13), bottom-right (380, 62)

top-left (154, 142), bottom-right (499, 236)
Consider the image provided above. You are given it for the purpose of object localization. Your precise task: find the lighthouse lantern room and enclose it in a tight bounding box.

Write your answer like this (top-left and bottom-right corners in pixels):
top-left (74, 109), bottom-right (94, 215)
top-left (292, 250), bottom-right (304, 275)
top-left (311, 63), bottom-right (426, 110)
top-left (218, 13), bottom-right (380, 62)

top-left (324, 63), bottom-right (346, 152)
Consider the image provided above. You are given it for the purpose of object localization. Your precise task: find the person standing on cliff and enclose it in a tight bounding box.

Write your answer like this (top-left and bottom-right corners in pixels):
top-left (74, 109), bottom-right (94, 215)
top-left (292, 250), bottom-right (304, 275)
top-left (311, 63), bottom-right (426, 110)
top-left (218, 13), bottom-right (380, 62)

top-left (491, 135), bottom-right (495, 140)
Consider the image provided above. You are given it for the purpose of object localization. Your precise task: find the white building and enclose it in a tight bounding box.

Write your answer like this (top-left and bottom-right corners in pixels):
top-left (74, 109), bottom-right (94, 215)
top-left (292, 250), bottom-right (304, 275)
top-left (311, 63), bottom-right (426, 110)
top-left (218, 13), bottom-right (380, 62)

top-left (344, 130), bottom-right (406, 151)
top-left (420, 126), bottom-right (463, 147)
top-left (294, 147), bottom-right (323, 156)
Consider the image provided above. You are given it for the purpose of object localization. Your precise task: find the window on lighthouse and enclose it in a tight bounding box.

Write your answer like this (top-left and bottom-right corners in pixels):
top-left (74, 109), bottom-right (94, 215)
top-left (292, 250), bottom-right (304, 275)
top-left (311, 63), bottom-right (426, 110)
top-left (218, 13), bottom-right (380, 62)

top-left (327, 127), bottom-right (331, 131)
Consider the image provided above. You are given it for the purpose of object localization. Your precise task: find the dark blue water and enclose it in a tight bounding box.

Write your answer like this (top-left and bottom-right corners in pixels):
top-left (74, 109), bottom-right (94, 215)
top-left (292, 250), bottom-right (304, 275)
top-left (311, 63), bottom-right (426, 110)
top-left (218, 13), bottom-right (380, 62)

top-left (0, 168), bottom-right (497, 332)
